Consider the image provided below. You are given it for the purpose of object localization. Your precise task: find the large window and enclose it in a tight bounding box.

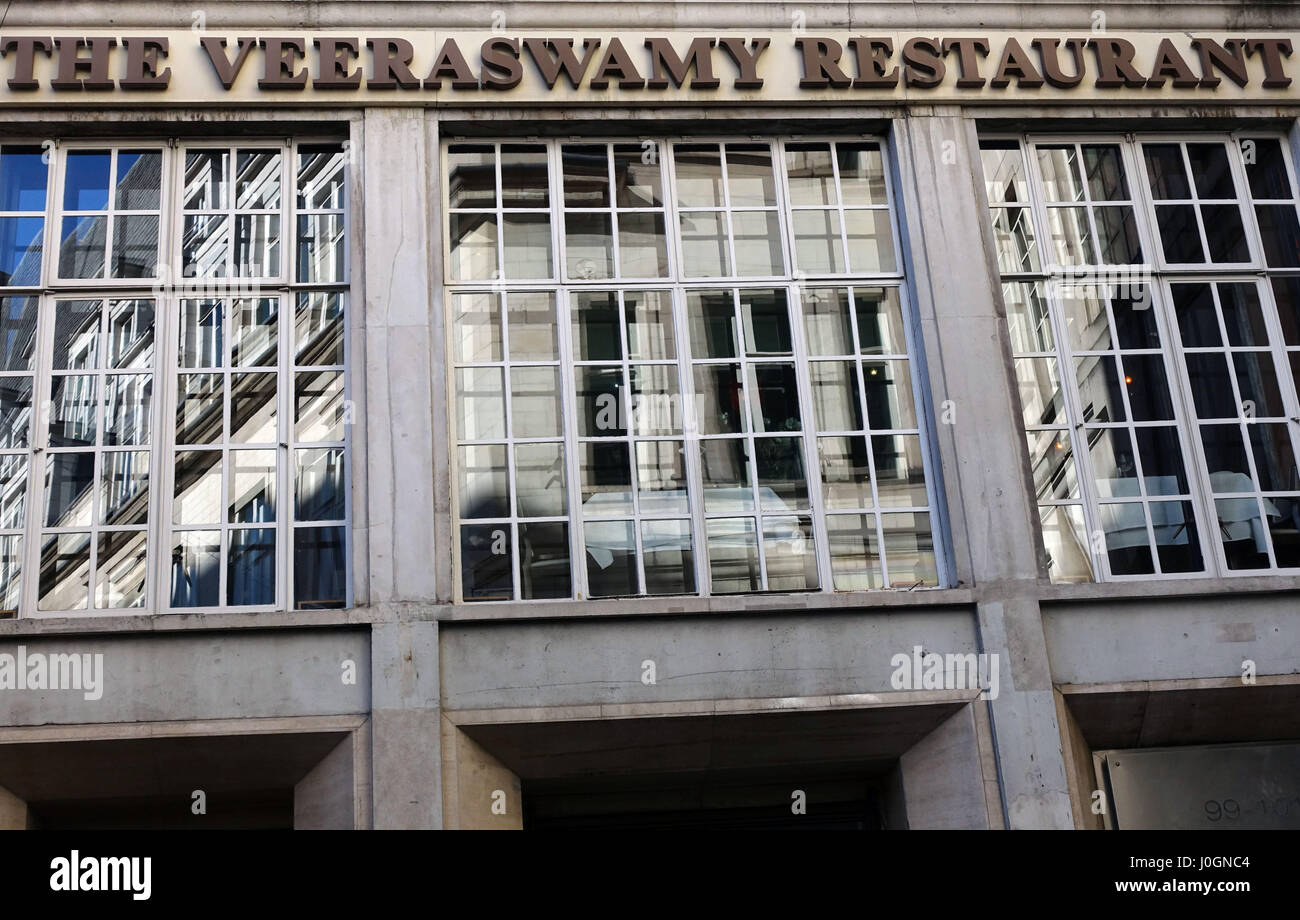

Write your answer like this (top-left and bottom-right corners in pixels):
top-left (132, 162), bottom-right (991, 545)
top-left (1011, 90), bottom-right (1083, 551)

top-left (446, 137), bottom-right (944, 602)
top-left (981, 134), bottom-right (1300, 582)
top-left (0, 140), bottom-right (349, 617)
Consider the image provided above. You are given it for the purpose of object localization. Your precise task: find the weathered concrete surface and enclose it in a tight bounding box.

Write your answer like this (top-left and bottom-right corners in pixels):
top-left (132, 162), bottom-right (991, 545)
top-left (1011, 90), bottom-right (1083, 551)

top-left (440, 610), bottom-right (979, 711)
top-left (294, 733), bottom-right (362, 829)
top-left (899, 704), bottom-right (989, 829)
top-left (0, 631), bottom-right (370, 727)
top-left (371, 621), bottom-right (442, 828)
top-left (1044, 595), bottom-right (1300, 687)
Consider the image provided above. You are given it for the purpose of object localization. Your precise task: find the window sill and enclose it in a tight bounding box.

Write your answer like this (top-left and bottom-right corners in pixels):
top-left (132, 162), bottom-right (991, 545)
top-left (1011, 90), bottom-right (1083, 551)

top-left (1039, 574), bottom-right (1300, 605)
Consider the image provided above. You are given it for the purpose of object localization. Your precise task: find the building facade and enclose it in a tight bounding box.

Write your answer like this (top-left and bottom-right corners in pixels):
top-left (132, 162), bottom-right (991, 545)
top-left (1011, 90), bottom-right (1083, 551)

top-left (0, 0), bottom-right (1298, 829)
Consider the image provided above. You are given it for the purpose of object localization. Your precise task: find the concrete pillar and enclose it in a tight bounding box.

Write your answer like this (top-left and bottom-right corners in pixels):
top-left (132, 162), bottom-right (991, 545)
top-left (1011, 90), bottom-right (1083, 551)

top-left (359, 106), bottom-right (440, 605)
top-left (371, 621), bottom-right (442, 828)
top-left (294, 733), bottom-right (360, 830)
top-left (441, 719), bottom-right (523, 830)
top-left (899, 705), bottom-right (989, 829)
top-left (0, 784), bottom-right (27, 829)
top-left (890, 110), bottom-right (1073, 829)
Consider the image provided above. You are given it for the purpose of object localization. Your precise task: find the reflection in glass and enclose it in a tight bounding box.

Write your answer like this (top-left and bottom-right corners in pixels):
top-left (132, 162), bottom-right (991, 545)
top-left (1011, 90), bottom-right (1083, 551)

top-left (228, 449), bottom-right (275, 523)
top-left (97, 529), bottom-right (146, 608)
top-left (460, 523), bottom-right (512, 601)
top-left (228, 527), bottom-right (275, 605)
top-left (294, 525), bottom-right (346, 609)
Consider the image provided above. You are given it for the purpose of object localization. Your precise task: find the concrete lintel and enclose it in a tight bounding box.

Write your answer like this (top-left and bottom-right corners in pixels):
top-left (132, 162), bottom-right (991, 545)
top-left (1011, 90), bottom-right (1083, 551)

top-left (447, 689), bottom-right (981, 726)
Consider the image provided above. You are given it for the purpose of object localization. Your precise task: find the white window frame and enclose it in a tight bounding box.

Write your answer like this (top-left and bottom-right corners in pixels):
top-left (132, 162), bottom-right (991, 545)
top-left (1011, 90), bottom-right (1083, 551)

top-left (0, 136), bottom-right (353, 618)
top-left (444, 134), bottom-right (948, 603)
top-left (987, 130), bottom-right (1300, 582)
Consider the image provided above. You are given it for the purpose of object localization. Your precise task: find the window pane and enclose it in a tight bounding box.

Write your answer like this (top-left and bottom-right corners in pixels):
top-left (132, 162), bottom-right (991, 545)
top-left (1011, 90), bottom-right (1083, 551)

top-left (49, 375), bottom-right (97, 447)
top-left (228, 527), bottom-right (275, 605)
top-left (171, 530), bottom-right (220, 607)
top-left (1082, 145), bottom-right (1129, 201)
top-left (630, 365), bottom-right (679, 435)
top-left (810, 360), bottom-right (863, 431)
top-left (785, 143), bottom-right (836, 206)
top-left (802, 288), bottom-right (853, 356)
top-left (1233, 352), bottom-right (1284, 418)
top-left (862, 359), bottom-right (915, 429)
top-left (681, 210), bottom-right (733, 276)
top-left (515, 442), bottom-right (566, 517)
top-left (1187, 143), bottom-right (1236, 199)
top-left (100, 449), bottom-right (148, 525)
top-left (614, 144), bottom-right (663, 208)
top-left (507, 292), bottom-right (558, 361)
top-left (1215, 497), bottom-right (1269, 570)
top-left (1090, 428), bottom-right (1140, 497)
top-left (570, 363), bottom-right (620, 432)
top-left (45, 452), bottom-right (94, 527)
top-left (1154, 204), bottom-right (1204, 262)
top-left (981, 143), bottom-right (1030, 205)
top-left (747, 364), bottom-right (801, 432)
top-left (1134, 426), bottom-right (1188, 495)
top-left (97, 529), bottom-right (146, 608)
top-left (1255, 204), bottom-right (1300, 268)
top-left (1248, 424), bottom-right (1300, 492)
top-left (1093, 206), bottom-right (1142, 264)
top-left (1184, 353), bottom-right (1236, 418)
top-left (618, 213), bottom-right (668, 277)
top-left (297, 145), bottom-right (345, 209)
top-left (1027, 430), bottom-right (1079, 501)
top-left (173, 450), bottom-right (222, 525)
top-left (449, 212), bottom-right (497, 280)
top-left (1037, 146), bottom-right (1086, 202)
top-left (510, 367), bottom-right (562, 438)
top-left (1100, 502), bottom-right (1154, 575)
top-left (792, 210), bottom-right (842, 273)
top-left (562, 145), bottom-right (609, 207)
top-left (706, 517), bottom-right (760, 593)
top-left (580, 441), bottom-right (631, 517)
top-left (0, 534), bottom-right (22, 615)
top-left (296, 213), bottom-right (344, 283)
top-left (228, 449), bottom-right (276, 523)
top-left (818, 436), bottom-right (872, 509)
top-left (500, 145), bottom-right (549, 208)
top-left (185, 150), bottom-right (228, 210)
top-left (0, 455), bottom-right (27, 528)
top-left (1244, 138), bottom-right (1292, 199)
top-left (624, 291), bottom-right (674, 360)
top-left (460, 523), bottom-right (512, 600)
top-left (874, 434), bottom-right (928, 507)
top-left (502, 213), bottom-right (552, 278)
top-left (694, 364), bottom-right (745, 434)
top-left (1044, 207), bottom-right (1093, 265)
top-left (111, 214), bottom-right (158, 277)
top-left (182, 213), bottom-right (228, 278)
top-left (455, 367), bottom-right (505, 440)
top-left (458, 444), bottom-right (508, 519)
top-left (764, 516), bottom-right (817, 591)
top-left (1218, 283), bottom-right (1268, 347)
top-left (838, 143), bottom-right (888, 205)
top-left (990, 206), bottom-right (1039, 273)
top-left (231, 372), bottom-right (277, 443)
top-left (826, 514), bottom-right (881, 590)
top-left (755, 436), bottom-right (807, 511)
top-left (60, 215), bottom-right (106, 278)
top-left (1143, 144), bottom-right (1190, 199)
top-left (1074, 355), bottom-right (1126, 423)
top-left (0, 147), bottom-right (47, 211)
top-left (296, 292), bottom-right (344, 366)
top-left (882, 512), bottom-right (938, 587)
top-left (179, 299), bottom-right (223, 368)
top-left (740, 289), bottom-right (791, 355)
top-left (0, 216), bottom-right (43, 285)
top-left (237, 213), bottom-right (281, 277)
top-left (636, 441), bottom-right (688, 514)
top-left (177, 374), bottom-right (222, 445)
top-left (700, 439), bottom-right (752, 511)
top-left (731, 211), bottom-right (782, 276)
top-left (687, 290), bottom-right (737, 357)
top-left (856, 288), bottom-right (907, 355)
top-left (565, 212), bottom-right (613, 279)
top-left (642, 519), bottom-right (694, 594)
top-left (294, 525), bottom-right (346, 609)
top-left (584, 520), bottom-right (636, 597)
top-left (0, 377), bottom-right (33, 449)
top-left (452, 293), bottom-right (502, 364)
top-left (1201, 204), bottom-right (1248, 262)
top-left (845, 210), bottom-right (896, 274)
top-left (295, 447), bottom-right (345, 521)
top-left (38, 532), bottom-right (90, 610)
top-left (447, 145), bottom-right (496, 209)
top-left (725, 145), bottom-right (776, 206)
top-left (1122, 354), bottom-right (1174, 422)
top-left (236, 149), bottom-right (281, 210)
top-left (518, 521), bottom-right (570, 598)
top-left (64, 151), bottom-right (111, 210)
top-left (674, 145), bottom-right (724, 207)
top-left (1040, 505), bottom-right (1093, 583)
